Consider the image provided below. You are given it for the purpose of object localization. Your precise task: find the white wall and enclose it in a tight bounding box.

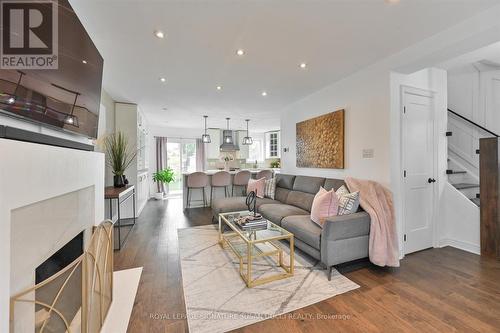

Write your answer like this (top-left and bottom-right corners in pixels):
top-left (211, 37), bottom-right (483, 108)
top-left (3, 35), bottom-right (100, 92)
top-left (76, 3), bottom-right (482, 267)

top-left (280, 66), bottom-right (391, 185)
top-left (439, 183), bottom-right (480, 254)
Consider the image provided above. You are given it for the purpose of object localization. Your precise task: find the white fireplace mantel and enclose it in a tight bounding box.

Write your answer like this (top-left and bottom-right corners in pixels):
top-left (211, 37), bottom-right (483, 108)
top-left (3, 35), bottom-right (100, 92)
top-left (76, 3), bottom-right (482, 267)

top-left (0, 139), bottom-right (104, 332)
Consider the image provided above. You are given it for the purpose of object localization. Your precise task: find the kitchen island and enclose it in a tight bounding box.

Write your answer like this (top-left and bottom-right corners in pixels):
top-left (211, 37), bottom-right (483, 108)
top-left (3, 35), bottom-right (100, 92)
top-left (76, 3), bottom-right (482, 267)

top-left (182, 169), bottom-right (275, 209)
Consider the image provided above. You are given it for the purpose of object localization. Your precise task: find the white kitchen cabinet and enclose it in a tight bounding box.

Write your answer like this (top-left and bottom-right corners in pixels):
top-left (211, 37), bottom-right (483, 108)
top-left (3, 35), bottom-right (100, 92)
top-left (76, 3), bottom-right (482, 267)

top-left (265, 131), bottom-right (280, 159)
top-left (115, 103), bottom-right (149, 217)
top-left (206, 128), bottom-right (221, 159)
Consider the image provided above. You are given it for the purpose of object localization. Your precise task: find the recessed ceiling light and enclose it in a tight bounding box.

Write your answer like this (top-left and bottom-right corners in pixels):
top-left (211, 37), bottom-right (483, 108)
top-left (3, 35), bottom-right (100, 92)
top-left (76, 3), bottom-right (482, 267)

top-left (159, 77), bottom-right (166, 83)
top-left (216, 86), bottom-right (222, 91)
top-left (236, 49), bottom-right (245, 56)
top-left (385, 0), bottom-right (400, 4)
top-left (82, 60), bottom-right (87, 64)
top-left (261, 91), bottom-right (267, 97)
top-left (154, 30), bottom-right (165, 39)
top-left (299, 62), bottom-right (307, 69)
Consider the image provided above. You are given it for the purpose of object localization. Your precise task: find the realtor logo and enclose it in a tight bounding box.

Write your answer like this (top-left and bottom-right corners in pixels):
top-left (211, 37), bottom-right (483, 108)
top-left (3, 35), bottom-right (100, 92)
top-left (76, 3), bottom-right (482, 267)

top-left (1, 0), bottom-right (58, 69)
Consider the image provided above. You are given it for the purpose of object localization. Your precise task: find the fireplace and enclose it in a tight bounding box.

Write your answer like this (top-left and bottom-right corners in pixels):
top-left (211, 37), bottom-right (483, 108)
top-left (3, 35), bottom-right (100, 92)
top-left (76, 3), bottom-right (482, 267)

top-left (36, 232), bottom-right (84, 284)
top-left (0, 138), bottom-right (105, 333)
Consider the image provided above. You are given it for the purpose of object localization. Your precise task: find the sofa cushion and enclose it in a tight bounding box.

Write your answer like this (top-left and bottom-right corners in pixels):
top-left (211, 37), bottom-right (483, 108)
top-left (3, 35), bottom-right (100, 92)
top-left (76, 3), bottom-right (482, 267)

top-left (258, 204), bottom-right (309, 224)
top-left (310, 187), bottom-right (338, 226)
top-left (274, 187), bottom-right (290, 203)
top-left (276, 174), bottom-right (296, 190)
top-left (281, 215), bottom-right (322, 250)
top-left (211, 196), bottom-right (280, 217)
top-left (286, 191), bottom-right (315, 212)
top-left (293, 176), bottom-right (326, 194)
top-left (323, 178), bottom-right (346, 192)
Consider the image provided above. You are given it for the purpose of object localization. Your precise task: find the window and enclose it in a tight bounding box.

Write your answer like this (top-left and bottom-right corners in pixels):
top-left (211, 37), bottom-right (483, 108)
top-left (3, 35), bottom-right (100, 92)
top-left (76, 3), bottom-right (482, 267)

top-left (247, 139), bottom-right (264, 162)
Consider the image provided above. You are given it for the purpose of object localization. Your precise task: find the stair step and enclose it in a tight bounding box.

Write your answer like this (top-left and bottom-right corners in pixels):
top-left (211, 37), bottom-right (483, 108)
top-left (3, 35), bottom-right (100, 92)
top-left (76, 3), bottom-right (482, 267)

top-left (470, 198), bottom-right (481, 206)
top-left (452, 183), bottom-right (480, 190)
top-left (446, 169), bottom-right (467, 175)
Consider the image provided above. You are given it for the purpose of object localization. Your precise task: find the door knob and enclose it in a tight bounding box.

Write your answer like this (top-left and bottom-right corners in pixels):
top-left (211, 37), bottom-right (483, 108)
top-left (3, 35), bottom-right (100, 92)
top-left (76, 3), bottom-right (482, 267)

top-left (428, 178), bottom-right (436, 183)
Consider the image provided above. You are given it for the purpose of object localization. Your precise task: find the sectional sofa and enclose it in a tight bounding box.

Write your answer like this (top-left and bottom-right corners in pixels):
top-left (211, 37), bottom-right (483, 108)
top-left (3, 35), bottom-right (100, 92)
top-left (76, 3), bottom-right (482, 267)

top-left (211, 173), bottom-right (371, 280)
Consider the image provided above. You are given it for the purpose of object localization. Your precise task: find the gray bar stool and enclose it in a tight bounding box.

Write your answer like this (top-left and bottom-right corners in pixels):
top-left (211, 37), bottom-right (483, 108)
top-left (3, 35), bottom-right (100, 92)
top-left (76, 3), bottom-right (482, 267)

top-left (232, 170), bottom-right (251, 196)
top-left (211, 171), bottom-right (231, 204)
top-left (256, 169), bottom-right (273, 180)
top-left (186, 172), bottom-right (209, 208)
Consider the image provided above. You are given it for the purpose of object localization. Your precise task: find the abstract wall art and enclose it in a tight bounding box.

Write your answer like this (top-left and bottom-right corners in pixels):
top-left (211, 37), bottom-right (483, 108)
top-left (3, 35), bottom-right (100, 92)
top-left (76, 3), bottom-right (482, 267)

top-left (296, 109), bottom-right (345, 169)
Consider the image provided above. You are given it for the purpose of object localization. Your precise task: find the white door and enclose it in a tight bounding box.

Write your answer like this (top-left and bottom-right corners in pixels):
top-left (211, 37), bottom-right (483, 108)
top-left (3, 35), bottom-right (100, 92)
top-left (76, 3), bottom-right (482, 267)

top-left (402, 88), bottom-right (436, 254)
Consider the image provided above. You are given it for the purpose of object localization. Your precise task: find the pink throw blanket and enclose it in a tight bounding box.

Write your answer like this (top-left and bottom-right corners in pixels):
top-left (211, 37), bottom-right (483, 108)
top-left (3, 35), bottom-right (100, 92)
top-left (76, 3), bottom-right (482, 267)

top-left (345, 177), bottom-right (400, 267)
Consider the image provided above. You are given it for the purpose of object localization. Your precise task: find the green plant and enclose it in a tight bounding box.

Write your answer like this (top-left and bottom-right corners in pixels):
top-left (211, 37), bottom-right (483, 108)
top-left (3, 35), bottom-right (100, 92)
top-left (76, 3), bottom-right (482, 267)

top-left (104, 132), bottom-right (137, 176)
top-left (270, 160), bottom-right (280, 168)
top-left (153, 168), bottom-right (175, 185)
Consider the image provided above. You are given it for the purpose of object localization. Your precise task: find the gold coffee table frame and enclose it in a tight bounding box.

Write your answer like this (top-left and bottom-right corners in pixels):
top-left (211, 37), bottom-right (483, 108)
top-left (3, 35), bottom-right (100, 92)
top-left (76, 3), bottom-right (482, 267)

top-left (218, 211), bottom-right (294, 287)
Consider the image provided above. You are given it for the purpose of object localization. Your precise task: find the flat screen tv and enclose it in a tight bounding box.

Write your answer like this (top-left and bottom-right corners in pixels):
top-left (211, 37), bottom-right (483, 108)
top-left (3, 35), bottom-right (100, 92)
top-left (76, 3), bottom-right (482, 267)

top-left (0, 0), bottom-right (103, 139)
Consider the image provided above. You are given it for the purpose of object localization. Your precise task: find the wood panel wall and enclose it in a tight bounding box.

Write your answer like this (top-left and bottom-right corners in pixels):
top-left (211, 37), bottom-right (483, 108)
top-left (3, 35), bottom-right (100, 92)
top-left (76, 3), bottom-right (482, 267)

top-left (479, 137), bottom-right (500, 259)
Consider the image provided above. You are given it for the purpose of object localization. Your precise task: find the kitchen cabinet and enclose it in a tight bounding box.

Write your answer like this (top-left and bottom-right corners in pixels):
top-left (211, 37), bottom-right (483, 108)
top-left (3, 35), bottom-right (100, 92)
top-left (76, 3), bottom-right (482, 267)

top-left (206, 128), bottom-right (221, 159)
top-left (115, 103), bottom-right (149, 217)
top-left (265, 131), bottom-right (280, 159)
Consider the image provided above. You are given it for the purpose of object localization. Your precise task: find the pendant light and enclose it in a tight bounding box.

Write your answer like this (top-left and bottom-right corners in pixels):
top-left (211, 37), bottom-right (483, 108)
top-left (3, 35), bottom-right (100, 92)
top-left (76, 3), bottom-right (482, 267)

top-left (201, 115), bottom-right (211, 143)
top-left (242, 119), bottom-right (253, 145)
top-left (223, 118), bottom-right (233, 144)
top-left (7, 71), bottom-right (25, 104)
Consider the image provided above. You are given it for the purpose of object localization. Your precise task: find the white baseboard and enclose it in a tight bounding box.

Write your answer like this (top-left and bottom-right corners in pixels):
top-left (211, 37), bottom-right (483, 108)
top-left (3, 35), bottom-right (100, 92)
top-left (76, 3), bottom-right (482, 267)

top-left (439, 238), bottom-right (480, 255)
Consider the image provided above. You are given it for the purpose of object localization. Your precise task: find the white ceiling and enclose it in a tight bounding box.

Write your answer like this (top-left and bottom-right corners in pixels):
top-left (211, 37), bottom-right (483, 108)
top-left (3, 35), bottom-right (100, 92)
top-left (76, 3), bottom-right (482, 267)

top-left (70, 0), bottom-right (498, 132)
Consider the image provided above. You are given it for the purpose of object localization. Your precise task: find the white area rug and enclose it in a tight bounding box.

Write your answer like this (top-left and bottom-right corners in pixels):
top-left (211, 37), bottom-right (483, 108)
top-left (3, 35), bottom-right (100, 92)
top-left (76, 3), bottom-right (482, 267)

top-left (101, 267), bottom-right (143, 333)
top-left (178, 225), bottom-right (359, 333)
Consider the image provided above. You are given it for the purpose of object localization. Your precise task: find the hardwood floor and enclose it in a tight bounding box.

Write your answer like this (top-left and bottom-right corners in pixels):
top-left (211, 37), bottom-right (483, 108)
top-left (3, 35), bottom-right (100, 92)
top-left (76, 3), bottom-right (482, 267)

top-left (114, 198), bottom-right (500, 333)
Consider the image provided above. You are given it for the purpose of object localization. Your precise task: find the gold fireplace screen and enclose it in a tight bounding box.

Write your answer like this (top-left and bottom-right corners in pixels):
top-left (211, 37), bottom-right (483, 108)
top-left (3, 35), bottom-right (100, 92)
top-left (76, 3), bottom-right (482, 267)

top-left (10, 220), bottom-right (114, 333)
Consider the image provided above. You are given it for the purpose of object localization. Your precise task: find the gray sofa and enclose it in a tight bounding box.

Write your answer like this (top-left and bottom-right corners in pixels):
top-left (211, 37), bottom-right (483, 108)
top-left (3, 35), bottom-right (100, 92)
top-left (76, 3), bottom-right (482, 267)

top-left (211, 173), bottom-right (370, 280)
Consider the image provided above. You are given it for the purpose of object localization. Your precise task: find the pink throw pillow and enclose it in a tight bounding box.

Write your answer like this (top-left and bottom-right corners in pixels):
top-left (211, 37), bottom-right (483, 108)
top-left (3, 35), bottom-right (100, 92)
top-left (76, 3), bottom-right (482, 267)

top-left (247, 177), bottom-right (266, 198)
top-left (310, 187), bottom-right (339, 227)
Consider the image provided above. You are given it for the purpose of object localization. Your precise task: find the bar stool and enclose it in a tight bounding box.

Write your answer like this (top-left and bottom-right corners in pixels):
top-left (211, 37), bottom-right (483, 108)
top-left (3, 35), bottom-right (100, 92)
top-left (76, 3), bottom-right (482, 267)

top-left (232, 170), bottom-right (251, 196)
top-left (186, 172), bottom-right (209, 208)
top-left (211, 171), bottom-right (231, 205)
top-left (256, 169), bottom-right (273, 180)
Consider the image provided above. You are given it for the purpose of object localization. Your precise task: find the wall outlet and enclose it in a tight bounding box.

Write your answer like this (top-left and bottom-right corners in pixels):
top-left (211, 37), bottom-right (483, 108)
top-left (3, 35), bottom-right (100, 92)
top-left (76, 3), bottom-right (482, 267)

top-left (362, 149), bottom-right (374, 159)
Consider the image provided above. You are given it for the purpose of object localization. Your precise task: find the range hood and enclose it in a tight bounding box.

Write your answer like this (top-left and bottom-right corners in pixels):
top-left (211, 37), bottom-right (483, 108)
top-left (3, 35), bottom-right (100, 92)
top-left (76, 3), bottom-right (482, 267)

top-left (220, 130), bottom-right (240, 152)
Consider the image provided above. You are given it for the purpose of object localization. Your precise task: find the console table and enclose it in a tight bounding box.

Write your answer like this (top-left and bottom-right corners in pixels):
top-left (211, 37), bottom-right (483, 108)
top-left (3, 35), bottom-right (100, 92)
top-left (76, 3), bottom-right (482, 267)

top-left (105, 185), bottom-right (136, 250)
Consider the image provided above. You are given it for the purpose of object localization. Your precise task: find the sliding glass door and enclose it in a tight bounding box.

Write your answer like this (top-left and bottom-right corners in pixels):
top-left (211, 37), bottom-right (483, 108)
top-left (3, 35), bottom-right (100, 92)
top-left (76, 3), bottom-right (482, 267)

top-left (166, 139), bottom-right (197, 195)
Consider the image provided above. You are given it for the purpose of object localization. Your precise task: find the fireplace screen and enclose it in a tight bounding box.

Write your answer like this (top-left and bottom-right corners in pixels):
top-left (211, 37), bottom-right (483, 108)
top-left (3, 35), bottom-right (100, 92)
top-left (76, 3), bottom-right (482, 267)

top-left (10, 220), bottom-right (113, 333)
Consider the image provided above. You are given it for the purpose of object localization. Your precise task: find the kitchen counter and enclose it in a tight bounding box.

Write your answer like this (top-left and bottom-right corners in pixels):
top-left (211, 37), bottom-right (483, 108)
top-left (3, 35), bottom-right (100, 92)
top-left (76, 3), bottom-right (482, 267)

top-left (182, 169), bottom-right (276, 209)
top-left (182, 169), bottom-right (264, 176)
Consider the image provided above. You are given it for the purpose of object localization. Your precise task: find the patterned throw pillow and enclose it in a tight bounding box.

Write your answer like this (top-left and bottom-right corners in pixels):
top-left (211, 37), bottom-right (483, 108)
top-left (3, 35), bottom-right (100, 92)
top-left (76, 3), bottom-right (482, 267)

top-left (264, 177), bottom-right (276, 200)
top-left (335, 185), bottom-right (360, 215)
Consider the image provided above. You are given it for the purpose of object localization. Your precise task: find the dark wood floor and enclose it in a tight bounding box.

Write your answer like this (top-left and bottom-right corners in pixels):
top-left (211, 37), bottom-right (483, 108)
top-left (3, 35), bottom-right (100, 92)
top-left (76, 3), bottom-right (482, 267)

top-left (114, 198), bottom-right (500, 333)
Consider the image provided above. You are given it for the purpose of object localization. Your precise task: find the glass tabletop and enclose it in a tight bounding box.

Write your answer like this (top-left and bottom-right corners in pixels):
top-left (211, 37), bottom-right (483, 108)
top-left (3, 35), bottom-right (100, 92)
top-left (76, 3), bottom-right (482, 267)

top-left (219, 210), bottom-right (292, 242)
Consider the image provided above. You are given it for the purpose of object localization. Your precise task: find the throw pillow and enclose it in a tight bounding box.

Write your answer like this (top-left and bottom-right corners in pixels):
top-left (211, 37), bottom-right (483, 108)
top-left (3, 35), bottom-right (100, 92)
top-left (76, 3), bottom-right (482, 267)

top-left (247, 177), bottom-right (266, 198)
top-left (310, 187), bottom-right (339, 227)
top-left (264, 177), bottom-right (276, 200)
top-left (335, 185), bottom-right (360, 215)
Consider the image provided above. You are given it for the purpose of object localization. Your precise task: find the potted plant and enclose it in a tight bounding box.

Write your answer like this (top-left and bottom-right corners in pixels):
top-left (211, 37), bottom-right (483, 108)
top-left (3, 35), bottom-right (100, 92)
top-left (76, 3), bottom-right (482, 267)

top-left (152, 167), bottom-right (175, 200)
top-left (104, 132), bottom-right (137, 187)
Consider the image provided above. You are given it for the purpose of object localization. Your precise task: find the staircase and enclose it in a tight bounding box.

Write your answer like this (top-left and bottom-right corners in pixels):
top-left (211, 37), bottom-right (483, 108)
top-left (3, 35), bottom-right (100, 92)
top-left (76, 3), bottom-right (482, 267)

top-left (447, 109), bottom-right (499, 207)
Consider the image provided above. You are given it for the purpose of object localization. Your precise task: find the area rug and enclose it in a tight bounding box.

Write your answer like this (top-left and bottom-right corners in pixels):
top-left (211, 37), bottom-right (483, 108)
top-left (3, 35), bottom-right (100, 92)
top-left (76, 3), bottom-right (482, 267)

top-left (178, 225), bottom-right (359, 333)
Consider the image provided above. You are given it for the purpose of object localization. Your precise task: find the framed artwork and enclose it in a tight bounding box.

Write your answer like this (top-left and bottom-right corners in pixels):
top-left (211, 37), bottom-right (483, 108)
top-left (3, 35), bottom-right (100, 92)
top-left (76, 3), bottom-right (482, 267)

top-left (296, 109), bottom-right (345, 169)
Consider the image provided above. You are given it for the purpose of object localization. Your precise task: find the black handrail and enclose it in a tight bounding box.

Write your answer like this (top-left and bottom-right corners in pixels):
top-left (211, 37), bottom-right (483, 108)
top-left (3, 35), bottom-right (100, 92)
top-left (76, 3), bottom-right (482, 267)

top-left (448, 109), bottom-right (499, 137)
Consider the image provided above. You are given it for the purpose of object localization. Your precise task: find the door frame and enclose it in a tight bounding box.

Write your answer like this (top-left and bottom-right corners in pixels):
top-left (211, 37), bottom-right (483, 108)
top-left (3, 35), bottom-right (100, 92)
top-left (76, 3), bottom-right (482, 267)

top-left (400, 86), bottom-right (439, 255)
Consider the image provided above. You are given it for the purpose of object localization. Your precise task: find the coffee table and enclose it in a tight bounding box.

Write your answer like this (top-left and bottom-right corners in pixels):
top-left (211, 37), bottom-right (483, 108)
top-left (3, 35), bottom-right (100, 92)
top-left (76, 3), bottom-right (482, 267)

top-left (218, 210), bottom-right (294, 287)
